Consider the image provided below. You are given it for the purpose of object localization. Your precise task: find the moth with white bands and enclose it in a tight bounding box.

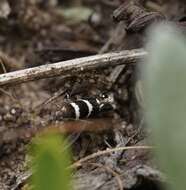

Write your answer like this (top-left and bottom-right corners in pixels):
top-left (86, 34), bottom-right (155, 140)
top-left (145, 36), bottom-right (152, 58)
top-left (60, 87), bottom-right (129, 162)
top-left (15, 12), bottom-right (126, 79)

top-left (60, 96), bottom-right (113, 120)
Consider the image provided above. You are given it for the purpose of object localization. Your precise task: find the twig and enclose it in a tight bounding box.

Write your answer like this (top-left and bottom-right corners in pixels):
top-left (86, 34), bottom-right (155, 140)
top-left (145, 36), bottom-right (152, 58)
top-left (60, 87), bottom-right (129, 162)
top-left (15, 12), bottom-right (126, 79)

top-left (11, 170), bottom-right (32, 190)
top-left (0, 58), bottom-right (23, 107)
top-left (0, 87), bottom-right (18, 102)
top-left (0, 49), bottom-right (147, 86)
top-left (70, 145), bottom-right (152, 169)
top-left (0, 59), bottom-right (7, 73)
top-left (99, 23), bottom-right (127, 88)
top-left (33, 88), bottom-right (66, 111)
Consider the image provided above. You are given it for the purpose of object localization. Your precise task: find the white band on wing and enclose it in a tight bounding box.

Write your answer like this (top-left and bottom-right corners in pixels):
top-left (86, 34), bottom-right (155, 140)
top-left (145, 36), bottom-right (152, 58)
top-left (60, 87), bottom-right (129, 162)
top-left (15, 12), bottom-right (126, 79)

top-left (80, 99), bottom-right (93, 117)
top-left (70, 102), bottom-right (80, 120)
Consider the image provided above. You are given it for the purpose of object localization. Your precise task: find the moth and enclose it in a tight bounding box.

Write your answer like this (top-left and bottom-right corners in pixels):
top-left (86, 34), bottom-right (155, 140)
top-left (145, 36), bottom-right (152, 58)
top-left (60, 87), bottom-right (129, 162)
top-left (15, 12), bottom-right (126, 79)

top-left (59, 93), bottom-right (114, 120)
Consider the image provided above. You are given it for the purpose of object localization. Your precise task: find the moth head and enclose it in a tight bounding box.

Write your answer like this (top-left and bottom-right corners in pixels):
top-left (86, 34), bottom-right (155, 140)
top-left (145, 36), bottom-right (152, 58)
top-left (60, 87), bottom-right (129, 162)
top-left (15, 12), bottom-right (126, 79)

top-left (99, 92), bottom-right (114, 104)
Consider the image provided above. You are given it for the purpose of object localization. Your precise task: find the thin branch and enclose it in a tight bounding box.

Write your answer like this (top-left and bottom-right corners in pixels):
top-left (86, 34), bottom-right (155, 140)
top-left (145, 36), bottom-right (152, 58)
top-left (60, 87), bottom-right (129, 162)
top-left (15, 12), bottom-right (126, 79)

top-left (0, 49), bottom-right (147, 86)
top-left (70, 145), bottom-right (153, 169)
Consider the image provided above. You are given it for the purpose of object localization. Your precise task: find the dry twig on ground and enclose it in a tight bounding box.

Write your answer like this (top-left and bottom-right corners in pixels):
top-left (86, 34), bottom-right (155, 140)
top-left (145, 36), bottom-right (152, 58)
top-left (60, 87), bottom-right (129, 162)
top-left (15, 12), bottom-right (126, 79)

top-left (70, 145), bottom-right (153, 169)
top-left (0, 49), bottom-right (147, 86)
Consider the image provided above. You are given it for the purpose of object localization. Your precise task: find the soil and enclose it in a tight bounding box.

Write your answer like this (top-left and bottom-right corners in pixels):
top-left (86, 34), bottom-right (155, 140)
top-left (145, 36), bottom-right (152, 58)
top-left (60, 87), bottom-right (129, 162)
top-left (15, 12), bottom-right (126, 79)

top-left (0, 0), bottom-right (185, 189)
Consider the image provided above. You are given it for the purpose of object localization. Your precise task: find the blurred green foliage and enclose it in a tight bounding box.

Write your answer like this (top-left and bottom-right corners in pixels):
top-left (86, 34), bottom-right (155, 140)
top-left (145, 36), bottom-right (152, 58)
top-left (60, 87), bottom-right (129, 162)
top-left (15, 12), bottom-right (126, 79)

top-left (30, 131), bottom-right (72, 190)
top-left (144, 24), bottom-right (186, 190)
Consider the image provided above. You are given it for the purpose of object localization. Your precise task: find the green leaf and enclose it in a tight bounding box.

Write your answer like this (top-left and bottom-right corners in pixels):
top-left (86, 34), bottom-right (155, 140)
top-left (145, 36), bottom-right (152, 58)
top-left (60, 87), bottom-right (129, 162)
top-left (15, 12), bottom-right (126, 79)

top-left (30, 132), bottom-right (72, 190)
top-left (144, 23), bottom-right (186, 190)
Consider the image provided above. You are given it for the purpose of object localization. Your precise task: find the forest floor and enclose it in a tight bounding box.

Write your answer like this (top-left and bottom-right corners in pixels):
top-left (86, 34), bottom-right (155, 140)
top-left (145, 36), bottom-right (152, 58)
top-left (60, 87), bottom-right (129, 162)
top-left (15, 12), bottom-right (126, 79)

top-left (0, 0), bottom-right (185, 189)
